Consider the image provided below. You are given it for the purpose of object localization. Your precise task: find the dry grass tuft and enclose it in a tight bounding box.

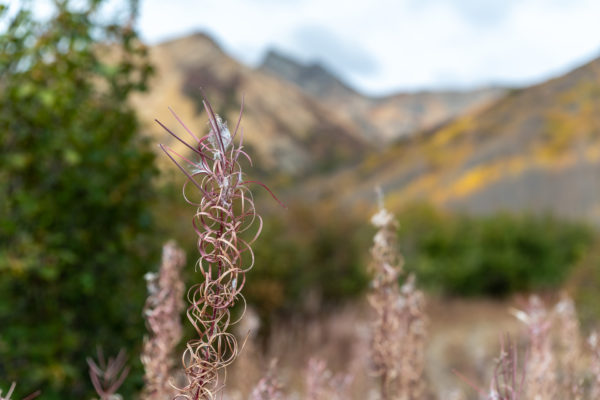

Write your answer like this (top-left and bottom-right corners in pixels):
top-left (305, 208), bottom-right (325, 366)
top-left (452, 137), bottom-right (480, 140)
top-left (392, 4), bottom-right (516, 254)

top-left (304, 357), bottom-right (353, 400)
top-left (486, 335), bottom-right (526, 400)
top-left (512, 296), bottom-right (556, 400)
top-left (249, 360), bottom-right (285, 400)
top-left (454, 335), bottom-right (526, 400)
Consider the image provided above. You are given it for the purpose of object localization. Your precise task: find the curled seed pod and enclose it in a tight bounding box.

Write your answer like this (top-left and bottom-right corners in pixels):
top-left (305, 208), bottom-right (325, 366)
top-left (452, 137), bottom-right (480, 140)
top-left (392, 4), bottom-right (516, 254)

top-left (158, 97), bottom-right (279, 400)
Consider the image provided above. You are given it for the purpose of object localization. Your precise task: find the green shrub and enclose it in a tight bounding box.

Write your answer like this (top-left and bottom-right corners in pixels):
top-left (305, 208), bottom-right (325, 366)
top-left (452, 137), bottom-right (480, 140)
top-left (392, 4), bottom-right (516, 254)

top-left (246, 203), bottom-right (369, 324)
top-left (0, 2), bottom-right (156, 398)
top-left (398, 204), bottom-right (593, 296)
top-left (227, 200), bottom-right (594, 325)
top-left (567, 240), bottom-right (600, 329)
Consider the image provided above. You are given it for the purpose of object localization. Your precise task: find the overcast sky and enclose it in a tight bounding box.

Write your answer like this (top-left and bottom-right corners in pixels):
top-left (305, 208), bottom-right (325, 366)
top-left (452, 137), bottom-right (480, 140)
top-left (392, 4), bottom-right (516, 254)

top-left (14, 0), bottom-right (600, 96)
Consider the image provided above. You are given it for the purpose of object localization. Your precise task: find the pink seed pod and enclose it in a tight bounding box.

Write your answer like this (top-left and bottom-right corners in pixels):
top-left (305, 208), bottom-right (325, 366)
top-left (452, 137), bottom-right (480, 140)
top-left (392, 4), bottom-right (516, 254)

top-left (158, 96), bottom-right (280, 400)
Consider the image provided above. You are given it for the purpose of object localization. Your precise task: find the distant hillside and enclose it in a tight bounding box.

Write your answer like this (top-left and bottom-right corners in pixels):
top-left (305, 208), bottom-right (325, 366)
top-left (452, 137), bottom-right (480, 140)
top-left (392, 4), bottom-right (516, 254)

top-left (131, 33), bottom-right (369, 178)
top-left (322, 56), bottom-right (600, 225)
top-left (259, 49), bottom-right (506, 143)
top-left (128, 32), bottom-right (600, 224)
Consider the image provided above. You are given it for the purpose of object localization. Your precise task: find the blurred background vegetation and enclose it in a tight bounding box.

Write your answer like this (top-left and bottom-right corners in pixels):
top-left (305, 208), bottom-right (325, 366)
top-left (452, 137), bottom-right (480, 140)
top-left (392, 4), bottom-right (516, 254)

top-left (1, 1), bottom-right (599, 399)
top-left (0, 0), bottom-right (156, 398)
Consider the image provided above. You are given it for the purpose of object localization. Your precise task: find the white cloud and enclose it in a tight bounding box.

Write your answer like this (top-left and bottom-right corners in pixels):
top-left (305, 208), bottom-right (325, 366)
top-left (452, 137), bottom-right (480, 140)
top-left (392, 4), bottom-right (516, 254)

top-left (12, 0), bottom-right (600, 95)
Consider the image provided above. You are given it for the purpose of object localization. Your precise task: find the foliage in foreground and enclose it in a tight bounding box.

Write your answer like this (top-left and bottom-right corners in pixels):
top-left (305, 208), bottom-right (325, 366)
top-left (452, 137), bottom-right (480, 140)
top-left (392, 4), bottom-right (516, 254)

top-left (0, 1), bottom-right (156, 398)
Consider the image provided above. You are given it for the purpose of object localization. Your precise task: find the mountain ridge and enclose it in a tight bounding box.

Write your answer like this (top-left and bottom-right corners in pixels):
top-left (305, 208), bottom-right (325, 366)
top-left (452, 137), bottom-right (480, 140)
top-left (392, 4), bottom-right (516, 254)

top-left (259, 48), bottom-right (506, 142)
top-left (132, 31), bottom-right (504, 178)
top-left (131, 33), bottom-right (370, 178)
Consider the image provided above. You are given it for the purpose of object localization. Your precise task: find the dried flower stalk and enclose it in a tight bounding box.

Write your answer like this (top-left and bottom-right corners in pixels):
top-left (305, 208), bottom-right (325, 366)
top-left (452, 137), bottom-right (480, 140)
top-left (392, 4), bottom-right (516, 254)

top-left (87, 348), bottom-right (130, 400)
top-left (368, 191), bottom-right (427, 400)
top-left (159, 97), bottom-right (272, 399)
top-left (487, 335), bottom-right (527, 400)
top-left (397, 274), bottom-right (427, 399)
top-left (553, 294), bottom-right (583, 400)
top-left (369, 202), bottom-right (404, 399)
top-left (141, 241), bottom-right (186, 400)
top-left (512, 296), bottom-right (556, 400)
top-left (454, 335), bottom-right (526, 400)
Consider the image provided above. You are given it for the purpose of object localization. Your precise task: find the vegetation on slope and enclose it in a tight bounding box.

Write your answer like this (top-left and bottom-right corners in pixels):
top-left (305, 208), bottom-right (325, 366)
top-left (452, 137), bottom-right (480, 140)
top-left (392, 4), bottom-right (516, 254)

top-left (334, 58), bottom-right (600, 224)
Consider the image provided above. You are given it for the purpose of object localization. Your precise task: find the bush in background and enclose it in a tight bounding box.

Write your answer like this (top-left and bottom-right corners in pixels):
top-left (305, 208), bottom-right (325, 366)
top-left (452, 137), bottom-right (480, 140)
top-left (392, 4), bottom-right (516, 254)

top-left (398, 204), bottom-right (593, 296)
top-left (0, 1), bottom-right (156, 398)
top-left (245, 203), bottom-right (370, 327)
top-left (567, 239), bottom-right (600, 329)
